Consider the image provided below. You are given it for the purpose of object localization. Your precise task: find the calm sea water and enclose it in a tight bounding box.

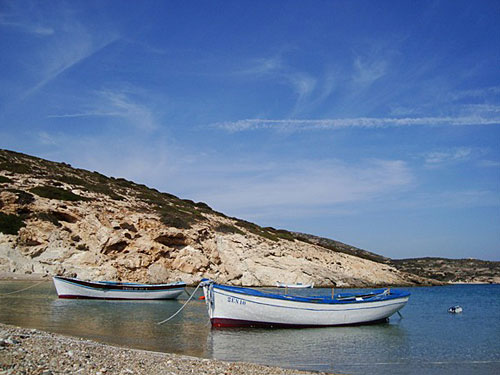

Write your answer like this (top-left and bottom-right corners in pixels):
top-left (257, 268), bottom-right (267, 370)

top-left (0, 281), bottom-right (498, 374)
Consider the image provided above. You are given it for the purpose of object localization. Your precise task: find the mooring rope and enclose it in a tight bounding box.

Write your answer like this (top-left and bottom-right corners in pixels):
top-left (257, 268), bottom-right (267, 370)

top-left (183, 287), bottom-right (194, 299)
top-left (0, 280), bottom-right (46, 296)
top-left (157, 282), bottom-right (204, 325)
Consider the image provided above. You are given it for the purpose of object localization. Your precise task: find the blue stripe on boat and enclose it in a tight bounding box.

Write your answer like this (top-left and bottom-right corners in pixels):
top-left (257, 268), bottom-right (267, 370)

top-left (55, 276), bottom-right (186, 292)
top-left (213, 289), bottom-right (408, 312)
top-left (213, 284), bottom-right (410, 304)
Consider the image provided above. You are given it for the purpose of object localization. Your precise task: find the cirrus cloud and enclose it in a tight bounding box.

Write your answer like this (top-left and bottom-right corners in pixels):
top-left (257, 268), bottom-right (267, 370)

top-left (214, 116), bottom-right (500, 132)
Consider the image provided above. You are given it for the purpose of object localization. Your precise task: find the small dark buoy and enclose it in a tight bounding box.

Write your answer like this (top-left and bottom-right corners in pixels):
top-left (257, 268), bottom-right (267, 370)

top-left (448, 305), bottom-right (463, 313)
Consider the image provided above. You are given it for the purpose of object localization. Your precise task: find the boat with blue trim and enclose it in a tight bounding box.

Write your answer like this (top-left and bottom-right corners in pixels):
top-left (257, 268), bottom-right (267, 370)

top-left (201, 280), bottom-right (410, 328)
top-left (53, 276), bottom-right (186, 300)
top-left (276, 281), bottom-right (314, 288)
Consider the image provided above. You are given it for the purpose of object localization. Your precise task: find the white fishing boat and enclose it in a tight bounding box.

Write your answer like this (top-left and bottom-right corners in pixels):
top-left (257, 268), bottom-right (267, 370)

top-left (201, 280), bottom-right (410, 328)
top-left (53, 276), bottom-right (186, 300)
top-left (276, 281), bottom-right (314, 288)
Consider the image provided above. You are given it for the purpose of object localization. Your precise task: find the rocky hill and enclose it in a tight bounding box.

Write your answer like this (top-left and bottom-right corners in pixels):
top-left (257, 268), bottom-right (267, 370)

top-left (292, 232), bottom-right (391, 264)
top-left (391, 257), bottom-right (500, 284)
top-left (0, 149), bottom-right (493, 286)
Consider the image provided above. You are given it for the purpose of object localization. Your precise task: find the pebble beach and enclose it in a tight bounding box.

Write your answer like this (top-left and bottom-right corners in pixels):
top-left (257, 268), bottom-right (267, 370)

top-left (0, 323), bottom-right (325, 375)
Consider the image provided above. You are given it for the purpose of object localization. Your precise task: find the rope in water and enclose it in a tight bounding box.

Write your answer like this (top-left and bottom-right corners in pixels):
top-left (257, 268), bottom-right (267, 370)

top-left (0, 280), bottom-right (46, 296)
top-left (157, 282), bottom-right (204, 325)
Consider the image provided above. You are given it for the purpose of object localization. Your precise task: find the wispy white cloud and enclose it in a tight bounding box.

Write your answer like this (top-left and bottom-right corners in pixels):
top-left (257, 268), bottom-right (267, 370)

top-left (0, 2), bottom-right (55, 36)
top-left (0, 1), bottom-right (121, 101)
top-left (317, 69), bottom-right (337, 103)
top-left (47, 112), bottom-right (123, 119)
top-left (185, 159), bottom-right (414, 213)
top-left (462, 104), bottom-right (500, 113)
top-left (352, 57), bottom-right (387, 85)
top-left (97, 89), bottom-right (159, 131)
top-left (0, 18), bottom-right (54, 36)
top-left (422, 148), bottom-right (473, 167)
top-left (478, 160), bottom-right (500, 168)
top-left (37, 131), bottom-right (57, 145)
top-left (289, 73), bottom-right (317, 100)
top-left (398, 190), bottom-right (500, 211)
top-left (448, 86), bottom-right (500, 101)
top-left (47, 88), bottom-right (160, 131)
top-left (23, 35), bottom-right (119, 99)
top-left (31, 126), bottom-right (414, 218)
top-left (234, 55), bottom-right (326, 114)
top-left (239, 56), bottom-right (317, 96)
top-left (439, 190), bottom-right (500, 208)
top-left (420, 147), bottom-right (500, 169)
top-left (28, 127), bottom-right (499, 230)
top-left (214, 116), bottom-right (500, 132)
top-left (32, 132), bottom-right (176, 187)
top-left (231, 51), bottom-right (394, 116)
top-left (235, 56), bottom-right (284, 76)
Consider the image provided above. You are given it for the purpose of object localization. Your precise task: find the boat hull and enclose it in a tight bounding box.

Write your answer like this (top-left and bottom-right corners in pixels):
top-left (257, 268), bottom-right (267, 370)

top-left (276, 282), bottom-right (314, 289)
top-left (53, 276), bottom-right (185, 300)
top-left (210, 317), bottom-right (390, 328)
top-left (203, 283), bottom-right (409, 328)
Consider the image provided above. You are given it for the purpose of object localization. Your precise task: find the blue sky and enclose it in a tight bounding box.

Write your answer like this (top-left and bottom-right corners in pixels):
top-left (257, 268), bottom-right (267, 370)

top-left (1, 0), bottom-right (499, 260)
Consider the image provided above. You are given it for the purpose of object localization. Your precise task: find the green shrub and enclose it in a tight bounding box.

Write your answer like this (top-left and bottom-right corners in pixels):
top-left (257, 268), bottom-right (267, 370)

top-left (160, 212), bottom-right (192, 229)
top-left (5, 189), bottom-right (35, 205)
top-left (296, 236), bottom-right (314, 245)
top-left (36, 212), bottom-right (62, 227)
top-left (274, 229), bottom-right (295, 241)
top-left (84, 183), bottom-right (123, 200)
top-left (16, 191), bottom-right (35, 205)
top-left (195, 201), bottom-right (212, 211)
top-left (91, 171), bottom-right (110, 184)
top-left (161, 192), bottom-right (179, 200)
top-left (235, 220), bottom-right (279, 241)
top-left (0, 162), bottom-right (32, 174)
top-left (215, 223), bottom-right (245, 235)
top-left (49, 174), bottom-right (87, 186)
top-left (30, 186), bottom-right (89, 201)
top-left (0, 175), bottom-right (12, 183)
top-left (157, 202), bottom-right (209, 229)
top-left (172, 203), bottom-right (206, 220)
top-left (47, 174), bottom-right (124, 200)
top-left (257, 230), bottom-right (279, 242)
top-left (0, 212), bottom-right (26, 234)
top-left (138, 193), bottom-right (163, 206)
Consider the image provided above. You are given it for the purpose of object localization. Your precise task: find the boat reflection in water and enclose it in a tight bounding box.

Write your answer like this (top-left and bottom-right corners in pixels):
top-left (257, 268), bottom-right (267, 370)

top-left (48, 297), bottom-right (210, 357)
top-left (207, 322), bottom-right (409, 373)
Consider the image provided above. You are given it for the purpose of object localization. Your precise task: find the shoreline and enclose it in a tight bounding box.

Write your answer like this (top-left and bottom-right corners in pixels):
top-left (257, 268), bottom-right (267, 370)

top-left (0, 272), bottom-right (51, 281)
top-left (0, 323), bottom-right (327, 375)
top-left (0, 274), bottom-right (496, 287)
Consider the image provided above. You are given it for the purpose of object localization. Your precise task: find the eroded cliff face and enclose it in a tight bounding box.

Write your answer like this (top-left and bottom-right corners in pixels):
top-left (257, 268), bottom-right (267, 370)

top-left (0, 150), bottom-right (439, 286)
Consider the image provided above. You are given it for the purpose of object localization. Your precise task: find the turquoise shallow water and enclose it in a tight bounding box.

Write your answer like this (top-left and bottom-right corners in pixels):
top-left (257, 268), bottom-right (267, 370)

top-left (0, 281), bottom-right (499, 374)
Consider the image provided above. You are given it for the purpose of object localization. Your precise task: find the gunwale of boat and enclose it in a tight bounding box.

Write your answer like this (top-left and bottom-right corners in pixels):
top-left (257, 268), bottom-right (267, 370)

top-left (213, 283), bottom-right (409, 305)
top-left (53, 276), bottom-right (186, 291)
